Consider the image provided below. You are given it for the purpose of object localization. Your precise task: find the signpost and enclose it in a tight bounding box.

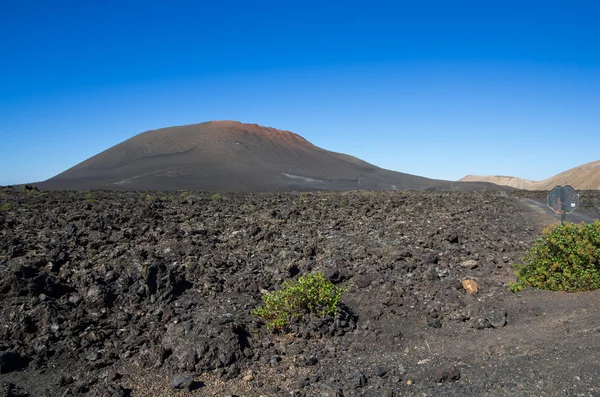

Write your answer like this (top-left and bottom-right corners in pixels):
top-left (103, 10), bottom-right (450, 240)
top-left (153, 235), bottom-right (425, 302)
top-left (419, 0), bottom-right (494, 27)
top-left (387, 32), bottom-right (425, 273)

top-left (547, 185), bottom-right (579, 224)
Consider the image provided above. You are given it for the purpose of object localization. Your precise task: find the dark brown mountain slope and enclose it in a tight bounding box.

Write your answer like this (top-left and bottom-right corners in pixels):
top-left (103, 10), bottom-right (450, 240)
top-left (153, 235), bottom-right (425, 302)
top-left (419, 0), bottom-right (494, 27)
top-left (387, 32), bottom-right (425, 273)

top-left (40, 121), bottom-right (500, 191)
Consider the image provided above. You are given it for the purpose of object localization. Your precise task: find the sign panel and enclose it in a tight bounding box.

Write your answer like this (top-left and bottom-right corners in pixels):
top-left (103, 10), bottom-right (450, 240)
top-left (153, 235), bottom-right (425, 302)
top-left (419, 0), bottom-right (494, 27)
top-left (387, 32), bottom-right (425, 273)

top-left (547, 185), bottom-right (579, 215)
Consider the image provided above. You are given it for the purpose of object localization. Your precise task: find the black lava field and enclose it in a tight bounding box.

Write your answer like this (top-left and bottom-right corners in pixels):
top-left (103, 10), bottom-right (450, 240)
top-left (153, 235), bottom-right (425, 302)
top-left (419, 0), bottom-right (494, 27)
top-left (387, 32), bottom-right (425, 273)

top-left (1, 187), bottom-right (600, 396)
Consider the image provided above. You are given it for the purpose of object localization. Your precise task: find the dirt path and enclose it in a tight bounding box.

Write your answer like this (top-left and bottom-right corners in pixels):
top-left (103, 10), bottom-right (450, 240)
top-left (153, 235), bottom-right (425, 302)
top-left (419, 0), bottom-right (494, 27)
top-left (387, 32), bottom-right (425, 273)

top-left (517, 197), bottom-right (598, 231)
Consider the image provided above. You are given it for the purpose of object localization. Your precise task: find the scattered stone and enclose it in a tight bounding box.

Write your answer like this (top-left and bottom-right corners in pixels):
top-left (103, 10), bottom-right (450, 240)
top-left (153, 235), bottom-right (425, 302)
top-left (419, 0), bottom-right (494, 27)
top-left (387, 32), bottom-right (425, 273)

top-left (242, 372), bottom-right (254, 382)
top-left (446, 233), bottom-right (460, 244)
top-left (462, 279), bottom-right (479, 294)
top-left (269, 356), bottom-right (281, 367)
top-left (397, 364), bottom-right (407, 375)
top-left (460, 259), bottom-right (478, 269)
top-left (473, 317), bottom-right (492, 330)
top-left (427, 317), bottom-right (442, 328)
top-left (320, 385), bottom-right (343, 397)
top-left (433, 366), bottom-right (461, 383)
top-left (324, 268), bottom-right (342, 284)
top-left (302, 356), bottom-right (318, 366)
top-left (85, 351), bottom-right (101, 362)
top-left (295, 377), bottom-right (310, 389)
top-left (487, 309), bottom-right (507, 328)
top-left (422, 252), bottom-right (437, 264)
top-left (347, 371), bottom-right (367, 389)
top-left (354, 275), bottom-right (373, 289)
top-left (171, 372), bottom-right (196, 390)
top-left (375, 366), bottom-right (388, 377)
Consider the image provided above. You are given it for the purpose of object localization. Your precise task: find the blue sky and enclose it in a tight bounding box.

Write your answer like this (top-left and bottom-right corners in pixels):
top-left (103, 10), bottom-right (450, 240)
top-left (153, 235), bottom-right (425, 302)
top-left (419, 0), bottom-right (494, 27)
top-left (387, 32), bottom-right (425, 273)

top-left (1, 0), bottom-right (599, 185)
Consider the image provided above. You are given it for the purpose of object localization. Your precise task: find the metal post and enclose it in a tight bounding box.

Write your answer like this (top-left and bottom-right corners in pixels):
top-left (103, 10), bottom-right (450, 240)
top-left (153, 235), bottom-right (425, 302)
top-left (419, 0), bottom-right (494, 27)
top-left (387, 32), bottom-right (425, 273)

top-left (560, 186), bottom-right (566, 225)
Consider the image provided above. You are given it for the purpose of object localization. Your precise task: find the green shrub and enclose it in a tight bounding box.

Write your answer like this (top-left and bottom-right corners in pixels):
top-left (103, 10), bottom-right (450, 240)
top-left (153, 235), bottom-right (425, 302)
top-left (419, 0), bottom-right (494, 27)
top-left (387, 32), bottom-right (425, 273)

top-left (140, 192), bottom-right (154, 202)
top-left (0, 203), bottom-right (12, 211)
top-left (82, 192), bottom-right (97, 203)
top-left (252, 272), bottom-right (345, 331)
top-left (510, 221), bottom-right (600, 292)
top-left (211, 193), bottom-right (222, 200)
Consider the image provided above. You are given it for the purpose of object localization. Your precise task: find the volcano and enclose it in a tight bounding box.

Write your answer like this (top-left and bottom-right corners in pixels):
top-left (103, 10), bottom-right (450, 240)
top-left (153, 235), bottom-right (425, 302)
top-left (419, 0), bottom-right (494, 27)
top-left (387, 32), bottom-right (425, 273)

top-left (40, 121), bottom-right (500, 191)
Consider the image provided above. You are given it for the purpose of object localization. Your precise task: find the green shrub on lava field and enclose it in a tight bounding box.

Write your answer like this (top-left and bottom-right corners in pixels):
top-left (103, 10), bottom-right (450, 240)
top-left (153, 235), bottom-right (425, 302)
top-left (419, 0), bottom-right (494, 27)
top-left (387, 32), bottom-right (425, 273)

top-left (510, 221), bottom-right (600, 292)
top-left (252, 272), bottom-right (345, 331)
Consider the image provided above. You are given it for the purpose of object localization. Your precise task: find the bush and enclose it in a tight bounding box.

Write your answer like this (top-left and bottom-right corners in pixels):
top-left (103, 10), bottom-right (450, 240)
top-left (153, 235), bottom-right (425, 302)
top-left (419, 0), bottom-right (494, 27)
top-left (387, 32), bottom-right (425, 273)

top-left (252, 272), bottom-right (345, 331)
top-left (510, 221), bottom-right (600, 292)
top-left (82, 192), bottom-right (96, 203)
top-left (140, 192), bottom-right (154, 202)
top-left (0, 203), bottom-right (12, 211)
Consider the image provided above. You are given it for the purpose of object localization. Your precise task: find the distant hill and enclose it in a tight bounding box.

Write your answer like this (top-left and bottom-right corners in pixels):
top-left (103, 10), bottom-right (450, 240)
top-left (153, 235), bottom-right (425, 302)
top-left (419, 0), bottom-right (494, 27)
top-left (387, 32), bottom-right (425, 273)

top-left (529, 160), bottom-right (600, 190)
top-left (460, 159), bottom-right (600, 191)
top-left (460, 175), bottom-right (535, 190)
top-left (39, 121), bottom-right (503, 192)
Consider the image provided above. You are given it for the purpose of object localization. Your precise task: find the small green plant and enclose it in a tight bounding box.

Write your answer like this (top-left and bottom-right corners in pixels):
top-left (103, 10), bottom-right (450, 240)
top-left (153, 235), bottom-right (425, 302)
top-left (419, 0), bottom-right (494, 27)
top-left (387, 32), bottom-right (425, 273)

top-left (252, 272), bottom-right (345, 331)
top-left (211, 193), bottom-right (222, 201)
top-left (140, 192), bottom-right (154, 202)
top-left (510, 221), bottom-right (600, 292)
top-left (180, 191), bottom-right (190, 199)
top-left (0, 203), bottom-right (12, 211)
top-left (82, 191), bottom-right (97, 203)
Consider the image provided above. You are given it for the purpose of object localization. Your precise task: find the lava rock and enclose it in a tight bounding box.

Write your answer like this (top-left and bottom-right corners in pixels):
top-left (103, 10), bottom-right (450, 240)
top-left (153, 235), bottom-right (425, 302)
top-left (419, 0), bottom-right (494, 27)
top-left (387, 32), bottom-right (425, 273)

top-left (171, 372), bottom-right (196, 390)
top-left (473, 317), bottom-right (492, 330)
top-left (433, 366), bottom-right (461, 383)
top-left (460, 259), bottom-right (478, 269)
top-left (301, 356), bottom-right (318, 366)
top-left (427, 317), bottom-right (442, 328)
top-left (347, 371), bottom-right (368, 389)
top-left (324, 268), bottom-right (342, 284)
top-left (461, 279), bottom-right (479, 294)
top-left (446, 233), bottom-right (460, 244)
top-left (422, 252), bottom-right (438, 264)
top-left (374, 366), bottom-right (388, 377)
top-left (354, 272), bottom-right (379, 289)
top-left (487, 309), bottom-right (507, 328)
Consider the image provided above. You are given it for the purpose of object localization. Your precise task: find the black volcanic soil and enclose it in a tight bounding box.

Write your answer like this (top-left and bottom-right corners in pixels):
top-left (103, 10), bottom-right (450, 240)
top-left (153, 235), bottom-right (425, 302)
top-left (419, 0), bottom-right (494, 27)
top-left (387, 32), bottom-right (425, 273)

top-left (1, 187), bottom-right (600, 396)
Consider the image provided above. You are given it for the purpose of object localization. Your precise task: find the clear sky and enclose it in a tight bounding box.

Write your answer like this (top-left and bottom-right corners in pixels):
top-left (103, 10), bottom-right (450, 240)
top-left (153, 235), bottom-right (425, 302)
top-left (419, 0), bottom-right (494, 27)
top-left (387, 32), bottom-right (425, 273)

top-left (1, 0), bottom-right (599, 185)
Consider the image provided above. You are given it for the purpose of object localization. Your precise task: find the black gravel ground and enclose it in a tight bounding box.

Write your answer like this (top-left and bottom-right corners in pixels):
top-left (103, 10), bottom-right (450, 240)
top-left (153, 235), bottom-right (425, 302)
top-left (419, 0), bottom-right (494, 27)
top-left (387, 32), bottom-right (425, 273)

top-left (1, 186), bottom-right (600, 396)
